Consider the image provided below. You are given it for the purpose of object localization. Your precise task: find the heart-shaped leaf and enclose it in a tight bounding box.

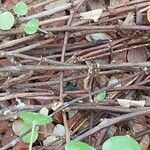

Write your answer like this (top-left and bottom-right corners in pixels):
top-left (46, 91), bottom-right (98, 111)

top-left (0, 11), bottom-right (15, 30)
top-left (102, 135), bottom-right (140, 150)
top-left (19, 111), bottom-right (53, 125)
top-left (96, 90), bottom-right (106, 102)
top-left (65, 140), bottom-right (95, 150)
top-left (13, 2), bottom-right (28, 16)
top-left (20, 122), bottom-right (38, 144)
top-left (24, 18), bottom-right (40, 35)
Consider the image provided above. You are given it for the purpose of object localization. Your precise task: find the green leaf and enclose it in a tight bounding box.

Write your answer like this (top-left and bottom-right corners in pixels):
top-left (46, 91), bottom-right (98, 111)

top-left (65, 140), bottom-right (96, 150)
top-left (13, 2), bottom-right (28, 16)
top-left (24, 19), bottom-right (40, 34)
top-left (96, 90), bottom-right (106, 102)
top-left (20, 122), bottom-right (38, 144)
top-left (19, 111), bottom-right (53, 125)
top-left (102, 135), bottom-right (141, 150)
top-left (0, 12), bottom-right (15, 30)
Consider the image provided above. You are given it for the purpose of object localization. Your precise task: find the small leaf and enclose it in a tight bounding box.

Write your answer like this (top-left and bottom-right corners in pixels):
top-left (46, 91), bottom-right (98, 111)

top-left (65, 140), bottom-right (95, 150)
top-left (24, 19), bottom-right (40, 35)
top-left (53, 124), bottom-right (65, 137)
top-left (19, 111), bottom-right (53, 125)
top-left (96, 90), bottom-right (106, 102)
top-left (20, 122), bottom-right (38, 144)
top-left (13, 2), bottom-right (28, 16)
top-left (0, 12), bottom-right (15, 30)
top-left (80, 9), bottom-right (103, 22)
top-left (102, 135), bottom-right (140, 150)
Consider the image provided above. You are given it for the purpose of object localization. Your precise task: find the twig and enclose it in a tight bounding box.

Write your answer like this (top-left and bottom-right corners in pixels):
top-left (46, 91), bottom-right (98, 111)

top-left (75, 109), bottom-right (150, 140)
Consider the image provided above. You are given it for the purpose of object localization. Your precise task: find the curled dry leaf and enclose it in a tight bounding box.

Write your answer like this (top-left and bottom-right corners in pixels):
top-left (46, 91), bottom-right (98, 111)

top-left (117, 99), bottom-right (145, 108)
top-left (80, 9), bottom-right (103, 22)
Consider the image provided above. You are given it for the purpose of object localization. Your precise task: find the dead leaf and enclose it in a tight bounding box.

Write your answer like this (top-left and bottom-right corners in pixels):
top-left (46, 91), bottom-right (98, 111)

top-left (53, 111), bottom-right (63, 124)
top-left (117, 99), bottom-right (145, 108)
top-left (122, 12), bottom-right (135, 25)
top-left (80, 9), bottom-right (103, 22)
top-left (127, 47), bottom-right (148, 63)
top-left (39, 107), bottom-right (49, 115)
top-left (12, 140), bottom-right (29, 150)
top-left (3, 0), bottom-right (17, 10)
top-left (87, 0), bottom-right (106, 9)
top-left (44, 0), bottom-right (69, 10)
top-left (86, 33), bottom-right (112, 42)
top-left (12, 119), bottom-right (23, 136)
top-left (140, 135), bottom-right (150, 150)
top-left (0, 121), bottom-right (11, 133)
top-left (39, 124), bottom-right (54, 140)
top-left (53, 124), bottom-right (65, 137)
top-left (1, 128), bottom-right (17, 146)
top-left (110, 0), bottom-right (129, 7)
top-left (108, 76), bottom-right (121, 87)
top-left (43, 135), bottom-right (59, 146)
top-left (112, 51), bottom-right (127, 63)
top-left (52, 102), bottom-right (63, 111)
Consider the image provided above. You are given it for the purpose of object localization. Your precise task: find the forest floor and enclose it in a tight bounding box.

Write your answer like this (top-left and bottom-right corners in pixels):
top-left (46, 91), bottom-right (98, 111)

top-left (0, 0), bottom-right (150, 150)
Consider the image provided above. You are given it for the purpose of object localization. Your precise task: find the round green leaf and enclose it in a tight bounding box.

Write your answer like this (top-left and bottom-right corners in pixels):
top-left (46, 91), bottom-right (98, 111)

top-left (0, 12), bottom-right (15, 30)
top-left (96, 90), bottom-right (106, 102)
top-left (20, 122), bottom-right (38, 144)
top-left (102, 135), bottom-right (141, 150)
top-left (24, 18), bottom-right (40, 35)
top-left (65, 140), bottom-right (95, 150)
top-left (13, 2), bottom-right (28, 16)
top-left (19, 111), bottom-right (53, 125)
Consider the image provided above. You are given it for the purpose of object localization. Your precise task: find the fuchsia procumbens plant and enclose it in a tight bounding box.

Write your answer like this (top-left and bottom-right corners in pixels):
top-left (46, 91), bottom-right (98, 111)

top-left (19, 111), bottom-right (53, 150)
top-left (0, 1), bottom-right (40, 35)
top-left (13, 1), bottom-right (28, 16)
top-left (65, 140), bottom-right (96, 150)
top-left (24, 18), bottom-right (40, 35)
top-left (0, 11), bottom-right (15, 30)
top-left (102, 135), bottom-right (140, 150)
top-left (65, 135), bottom-right (140, 150)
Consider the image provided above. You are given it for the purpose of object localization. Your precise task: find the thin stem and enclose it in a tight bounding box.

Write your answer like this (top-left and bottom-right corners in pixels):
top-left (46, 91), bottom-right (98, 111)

top-left (29, 123), bottom-right (35, 150)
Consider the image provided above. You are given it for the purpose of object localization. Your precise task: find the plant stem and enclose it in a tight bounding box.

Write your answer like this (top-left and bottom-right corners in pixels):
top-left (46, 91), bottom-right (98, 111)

top-left (29, 123), bottom-right (35, 150)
